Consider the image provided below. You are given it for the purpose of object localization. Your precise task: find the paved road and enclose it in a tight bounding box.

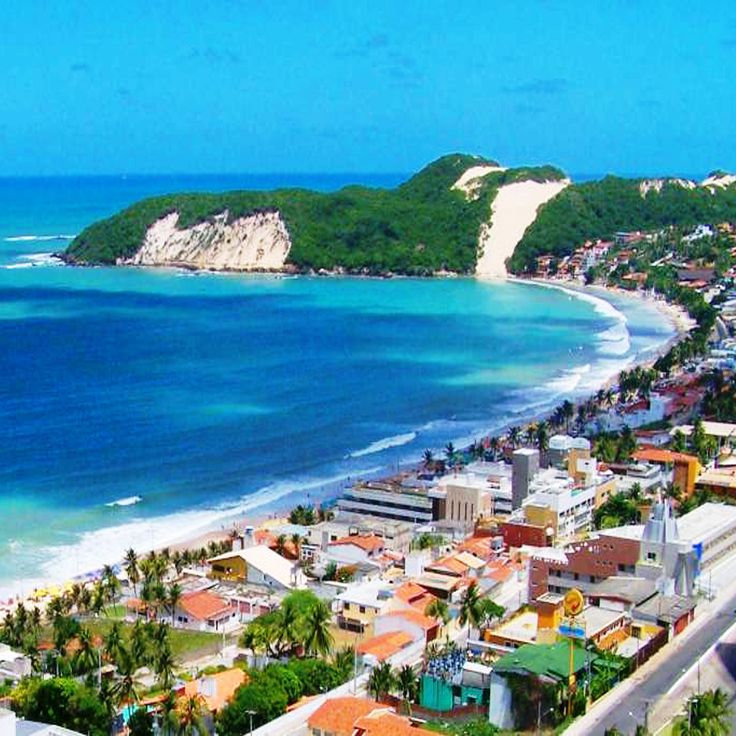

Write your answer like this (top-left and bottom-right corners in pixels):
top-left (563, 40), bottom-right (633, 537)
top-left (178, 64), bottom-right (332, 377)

top-left (581, 588), bottom-right (736, 735)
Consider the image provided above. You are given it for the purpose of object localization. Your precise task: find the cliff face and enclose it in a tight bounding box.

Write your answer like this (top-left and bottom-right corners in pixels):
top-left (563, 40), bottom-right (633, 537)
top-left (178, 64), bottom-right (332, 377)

top-left (122, 210), bottom-right (292, 271)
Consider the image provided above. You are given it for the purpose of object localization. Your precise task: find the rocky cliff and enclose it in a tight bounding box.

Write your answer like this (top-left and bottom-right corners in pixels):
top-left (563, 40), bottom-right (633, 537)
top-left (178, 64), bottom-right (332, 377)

top-left (122, 210), bottom-right (291, 271)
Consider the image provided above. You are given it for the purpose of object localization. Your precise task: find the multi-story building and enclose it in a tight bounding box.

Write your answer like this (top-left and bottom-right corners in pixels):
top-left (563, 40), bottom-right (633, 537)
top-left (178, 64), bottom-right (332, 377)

top-left (337, 479), bottom-right (438, 524)
top-left (512, 448), bottom-right (539, 509)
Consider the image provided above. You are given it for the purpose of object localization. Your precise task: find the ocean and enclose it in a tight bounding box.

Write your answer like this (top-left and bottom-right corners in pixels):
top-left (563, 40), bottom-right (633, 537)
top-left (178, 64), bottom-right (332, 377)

top-left (0, 174), bottom-right (674, 597)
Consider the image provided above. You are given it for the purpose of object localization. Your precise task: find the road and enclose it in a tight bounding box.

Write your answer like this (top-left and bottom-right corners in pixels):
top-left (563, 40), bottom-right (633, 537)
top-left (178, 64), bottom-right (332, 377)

top-left (565, 556), bottom-right (736, 736)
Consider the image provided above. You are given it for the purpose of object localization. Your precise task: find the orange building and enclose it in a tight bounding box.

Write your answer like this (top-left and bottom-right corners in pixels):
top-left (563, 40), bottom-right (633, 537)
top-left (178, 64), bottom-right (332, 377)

top-left (633, 448), bottom-right (700, 496)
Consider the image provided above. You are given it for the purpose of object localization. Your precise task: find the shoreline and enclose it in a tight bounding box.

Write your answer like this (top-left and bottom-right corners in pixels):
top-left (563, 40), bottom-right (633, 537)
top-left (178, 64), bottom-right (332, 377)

top-left (0, 275), bottom-right (687, 606)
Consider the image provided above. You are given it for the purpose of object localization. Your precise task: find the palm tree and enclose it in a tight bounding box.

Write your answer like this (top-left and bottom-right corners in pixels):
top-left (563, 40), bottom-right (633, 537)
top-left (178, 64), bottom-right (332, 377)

top-left (367, 661), bottom-right (396, 702)
top-left (303, 600), bottom-right (334, 657)
top-left (290, 533), bottom-right (303, 560)
top-left (508, 426), bottom-right (521, 449)
top-left (332, 646), bottom-right (355, 681)
top-left (130, 620), bottom-right (149, 668)
top-left (562, 400), bottom-right (574, 433)
top-left (167, 583), bottom-right (182, 626)
top-left (396, 665), bottom-right (419, 715)
top-left (275, 534), bottom-right (288, 556)
top-left (173, 696), bottom-right (208, 735)
top-left (124, 548), bottom-right (140, 596)
top-left (536, 421), bottom-right (549, 453)
top-left (676, 688), bottom-right (732, 735)
top-left (425, 599), bottom-right (450, 626)
top-left (156, 646), bottom-right (177, 690)
top-left (459, 582), bottom-right (482, 637)
top-left (114, 654), bottom-right (140, 707)
top-left (74, 626), bottom-right (98, 676)
top-left (489, 436), bottom-right (500, 459)
top-left (104, 621), bottom-right (127, 666)
top-left (422, 449), bottom-right (434, 468)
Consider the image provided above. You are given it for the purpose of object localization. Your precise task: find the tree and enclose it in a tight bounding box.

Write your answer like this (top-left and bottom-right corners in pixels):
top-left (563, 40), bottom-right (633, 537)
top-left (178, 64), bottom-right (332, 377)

top-left (275, 534), bottom-right (288, 556)
top-left (13, 677), bottom-right (111, 736)
top-left (367, 661), bottom-right (396, 702)
top-left (477, 599), bottom-right (505, 630)
top-left (172, 696), bottom-right (209, 736)
top-left (422, 449), bottom-right (434, 468)
top-left (396, 665), bottom-right (418, 715)
top-left (459, 582), bottom-right (482, 635)
top-left (303, 599), bottom-right (334, 657)
top-left (426, 598), bottom-right (450, 626)
top-left (128, 708), bottom-right (155, 736)
top-left (124, 548), bottom-right (140, 596)
top-left (217, 681), bottom-right (288, 734)
top-left (675, 688), bottom-right (732, 736)
top-left (167, 582), bottom-right (183, 626)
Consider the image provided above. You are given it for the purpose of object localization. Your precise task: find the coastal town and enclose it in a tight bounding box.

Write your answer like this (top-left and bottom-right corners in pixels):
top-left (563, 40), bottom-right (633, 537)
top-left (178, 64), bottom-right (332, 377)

top-left (2, 220), bottom-right (736, 735)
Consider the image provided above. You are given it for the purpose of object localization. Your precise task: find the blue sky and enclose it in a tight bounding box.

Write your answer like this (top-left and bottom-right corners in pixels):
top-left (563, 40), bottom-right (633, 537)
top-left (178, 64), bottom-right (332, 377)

top-left (1, 1), bottom-right (735, 176)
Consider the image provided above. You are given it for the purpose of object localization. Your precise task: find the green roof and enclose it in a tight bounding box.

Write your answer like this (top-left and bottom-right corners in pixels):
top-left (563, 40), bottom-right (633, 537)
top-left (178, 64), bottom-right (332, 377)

top-left (493, 642), bottom-right (600, 681)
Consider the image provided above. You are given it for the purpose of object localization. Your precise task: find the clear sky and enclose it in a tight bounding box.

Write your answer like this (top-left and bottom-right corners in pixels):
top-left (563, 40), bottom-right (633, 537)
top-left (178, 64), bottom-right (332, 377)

top-left (1, 1), bottom-right (735, 177)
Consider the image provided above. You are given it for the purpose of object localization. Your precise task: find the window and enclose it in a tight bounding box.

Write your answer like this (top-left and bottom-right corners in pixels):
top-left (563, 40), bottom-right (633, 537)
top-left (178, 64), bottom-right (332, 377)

top-left (359, 606), bottom-right (366, 613)
top-left (647, 552), bottom-right (657, 562)
top-left (344, 602), bottom-right (350, 610)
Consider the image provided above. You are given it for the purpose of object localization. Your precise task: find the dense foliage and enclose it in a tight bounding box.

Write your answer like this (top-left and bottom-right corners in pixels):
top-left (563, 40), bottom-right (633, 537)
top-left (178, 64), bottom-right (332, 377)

top-left (66, 155), bottom-right (564, 275)
top-left (13, 677), bottom-right (111, 736)
top-left (510, 177), bottom-right (736, 272)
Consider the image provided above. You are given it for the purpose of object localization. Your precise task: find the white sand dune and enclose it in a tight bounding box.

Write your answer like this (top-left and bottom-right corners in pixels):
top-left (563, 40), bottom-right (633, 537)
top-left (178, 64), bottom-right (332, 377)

top-left (452, 164), bottom-right (506, 200)
top-left (475, 179), bottom-right (570, 279)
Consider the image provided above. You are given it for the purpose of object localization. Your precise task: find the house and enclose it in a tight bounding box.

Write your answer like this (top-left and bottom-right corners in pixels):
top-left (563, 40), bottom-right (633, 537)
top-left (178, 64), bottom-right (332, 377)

top-left (176, 668), bottom-right (247, 713)
top-left (208, 544), bottom-right (306, 590)
top-left (393, 580), bottom-right (437, 614)
top-left (632, 448), bottom-right (700, 496)
top-left (307, 697), bottom-right (432, 736)
top-left (334, 581), bottom-right (395, 633)
top-left (327, 535), bottom-right (385, 564)
top-left (0, 643), bottom-right (31, 681)
top-left (356, 630), bottom-right (414, 664)
top-left (374, 608), bottom-right (440, 646)
top-left (174, 590), bottom-right (237, 632)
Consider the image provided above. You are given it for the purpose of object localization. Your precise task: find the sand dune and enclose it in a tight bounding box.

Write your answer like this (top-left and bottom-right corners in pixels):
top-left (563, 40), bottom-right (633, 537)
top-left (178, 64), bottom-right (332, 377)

top-left (452, 164), bottom-right (506, 200)
top-left (475, 179), bottom-right (570, 279)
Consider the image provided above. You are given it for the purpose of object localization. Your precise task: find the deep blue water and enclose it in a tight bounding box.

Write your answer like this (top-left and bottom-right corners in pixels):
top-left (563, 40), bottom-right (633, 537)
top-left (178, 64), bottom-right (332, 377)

top-left (0, 175), bottom-right (673, 595)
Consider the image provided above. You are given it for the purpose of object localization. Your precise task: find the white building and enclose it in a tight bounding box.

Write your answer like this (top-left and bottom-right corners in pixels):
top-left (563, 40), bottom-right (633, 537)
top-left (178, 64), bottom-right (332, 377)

top-left (0, 643), bottom-right (31, 681)
top-left (522, 468), bottom-right (597, 540)
top-left (0, 708), bottom-right (83, 736)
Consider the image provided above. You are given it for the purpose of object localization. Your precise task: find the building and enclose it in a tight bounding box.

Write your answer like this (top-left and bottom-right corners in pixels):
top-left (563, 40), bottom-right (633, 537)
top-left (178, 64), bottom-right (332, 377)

top-left (0, 643), bottom-right (31, 681)
top-left (337, 479), bottom-right (438, 524)
top-left (512, 449), bottom-right (539, 509)
top-left (632, 448), bottom-right (700, 496)
top-left (174, 590), bottom-right (238, 632)
top-left (334, 581), bottom-right (396, 633)
top-left (326, 534), bottom-right (385, 564)
top-left (302, 517), bottom-right (415, 558)
top-left (208, 544), bottom-right (306, 589)
top-left (434, 465), bottom-right (513, 529)
top-left (0, 708), bottom-right (84, 736)
top-left (547, 435), bottom-right (591, 469)
top-left (175, 668), bottom-right (247, 714)
top-left (374, 608), bottom-right (440, 646)
top-left (307, 697), bottom-right (432, 736)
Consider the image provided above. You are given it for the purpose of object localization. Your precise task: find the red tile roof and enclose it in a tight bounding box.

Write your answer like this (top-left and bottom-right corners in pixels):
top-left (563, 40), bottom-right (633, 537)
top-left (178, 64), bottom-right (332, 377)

top-left (179, 590), bottom-right (231, 621)
top-left (394, 581), bottom-right (437, 613)
top-left (330, 535), bottom-right (385, 552)
top-left (356, 631), bottom-right (413, 661)
top-left (307, 697), bottom-right (379, 736)
top-left (633, 448), bottom-right (698, 464)
top-left (384, 608), bottom-right (438, 631)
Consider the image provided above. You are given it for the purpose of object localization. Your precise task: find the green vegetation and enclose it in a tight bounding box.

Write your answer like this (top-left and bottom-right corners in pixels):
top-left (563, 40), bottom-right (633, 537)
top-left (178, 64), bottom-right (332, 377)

top-left (239, 589), bottom-right (334, 658)
top-left (217, 657), bottom-right (351, 734)
top-left (673, 687), bottom-right (732, 735)
top-left (66, 155), bottom-right (564, 275)
top-left (510, 176), bottom-right (736, 273)
top-left (13, 677), bottom-right (111, 735)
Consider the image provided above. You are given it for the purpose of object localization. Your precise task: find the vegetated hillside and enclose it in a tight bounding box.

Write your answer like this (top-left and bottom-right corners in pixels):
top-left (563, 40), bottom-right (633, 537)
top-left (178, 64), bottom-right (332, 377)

top-left (65, 155), bottom-right (565, 275)
top-left (509, 176), bottom-right (736, 273)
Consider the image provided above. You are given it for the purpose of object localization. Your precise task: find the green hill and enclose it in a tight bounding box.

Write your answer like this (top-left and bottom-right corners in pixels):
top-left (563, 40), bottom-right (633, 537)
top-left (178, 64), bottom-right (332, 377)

top-left (508, 176), bottom-right (736, 273)
top-left (64, 155), bottom-right (565, 275)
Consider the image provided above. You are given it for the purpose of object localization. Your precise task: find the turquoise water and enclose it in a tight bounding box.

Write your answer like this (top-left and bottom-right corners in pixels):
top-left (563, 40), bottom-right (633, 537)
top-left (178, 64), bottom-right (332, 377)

top-left (0, 176), bottom-right (674, 596)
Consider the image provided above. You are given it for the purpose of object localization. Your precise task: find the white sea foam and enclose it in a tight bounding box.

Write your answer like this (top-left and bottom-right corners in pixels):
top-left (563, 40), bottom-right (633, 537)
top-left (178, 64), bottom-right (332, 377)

top-left (105, 495), bottom-right (143, 508)
top-left (2, 263), bottom-right (34, 269)
top-left (3, 234), bottom-right (75, 242)
top-left (349, 431), bottom-right (417, 458)
top-left (0, 471), bottom-right (375, 598)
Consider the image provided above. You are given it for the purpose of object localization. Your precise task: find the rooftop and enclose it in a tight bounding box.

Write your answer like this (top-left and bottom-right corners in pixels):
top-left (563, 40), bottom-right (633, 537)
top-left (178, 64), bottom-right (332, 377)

top-left (336, 581), bottom-right (395, 608)
top-left (179, 590), bottom-right (231, 621)
top-left (494, 641), bottom-right (600, 681)
top-left (208, 544), bottom-right (299, 589)
top-left (307, 697), bottom-right (380, 735)
top-left (356, 631), bottom-right (414, 661)
top-left (330, 534), bottom-right (385, 552)
top-left (677, 502), bottom-right (736, 545)
top-left (181, 668), bottom-right (247, 712)
top-left (635, 593), bottom-right (697, 624)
